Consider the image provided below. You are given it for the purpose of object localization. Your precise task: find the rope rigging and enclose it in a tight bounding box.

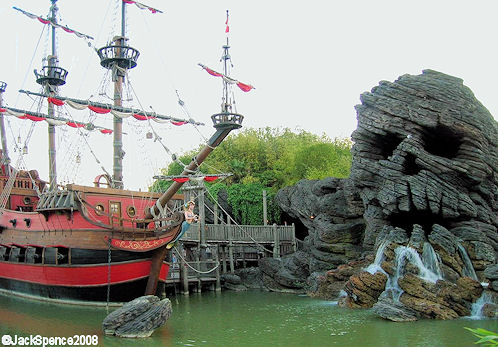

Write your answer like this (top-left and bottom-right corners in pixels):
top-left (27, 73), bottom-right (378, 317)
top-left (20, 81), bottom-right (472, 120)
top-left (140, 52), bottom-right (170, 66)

top-left (173, 245), bottom-right (220, 274)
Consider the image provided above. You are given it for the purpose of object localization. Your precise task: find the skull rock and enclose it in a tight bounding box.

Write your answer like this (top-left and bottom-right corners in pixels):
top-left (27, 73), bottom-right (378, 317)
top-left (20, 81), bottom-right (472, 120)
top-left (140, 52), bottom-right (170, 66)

top-left (351, 69), bottom-right (498, 273)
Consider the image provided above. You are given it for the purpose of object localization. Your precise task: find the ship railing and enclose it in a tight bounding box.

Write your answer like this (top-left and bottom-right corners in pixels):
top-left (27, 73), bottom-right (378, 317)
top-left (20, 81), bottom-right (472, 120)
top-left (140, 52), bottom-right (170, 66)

top-left (107, 213), bottom-right (183, 240)
top-left (1, 177), bottom-right (35, 190)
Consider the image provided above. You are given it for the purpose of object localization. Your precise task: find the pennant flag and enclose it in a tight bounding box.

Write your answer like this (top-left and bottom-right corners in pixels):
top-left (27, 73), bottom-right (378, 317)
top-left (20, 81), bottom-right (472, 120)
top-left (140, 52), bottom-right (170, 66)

top-left (2, 106), bottom-right (113, 133)
top-left (198, 64), bottom-right (255, 92)
top-left (225, 10), bottom-right (229, 33)
top-left (123, 0), bottom-right (163, 14)
top-left (236, 82), bottom-right (255, 92)
top-left (13, 7), bottom-right (94, 41)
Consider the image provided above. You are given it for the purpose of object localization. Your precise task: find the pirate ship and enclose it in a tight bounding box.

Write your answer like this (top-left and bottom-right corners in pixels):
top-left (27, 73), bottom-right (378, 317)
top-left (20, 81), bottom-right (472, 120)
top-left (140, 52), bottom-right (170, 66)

top-left (0, 1), bottom-right (252, 303)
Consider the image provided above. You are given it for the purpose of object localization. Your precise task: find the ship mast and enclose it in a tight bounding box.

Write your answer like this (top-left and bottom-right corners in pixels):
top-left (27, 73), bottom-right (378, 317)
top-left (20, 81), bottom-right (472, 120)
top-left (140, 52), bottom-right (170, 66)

top-left (0, 82), bottom-right (9, 165)
top-left (143, 10), bottom-right (249, 295)
top-left (34, 0), bottom-right (69, 190)
top-left (96, 1), bottom-right (140, 190)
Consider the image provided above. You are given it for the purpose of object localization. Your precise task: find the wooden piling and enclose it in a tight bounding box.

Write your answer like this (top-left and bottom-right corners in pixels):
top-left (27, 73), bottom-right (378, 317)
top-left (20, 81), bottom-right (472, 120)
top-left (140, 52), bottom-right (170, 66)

top-left (273, 223), bottom-right (280, 258)
top-left (215, 245), bottom-right (221, 291)
top-left (221, 244), bottom-right (227, 274)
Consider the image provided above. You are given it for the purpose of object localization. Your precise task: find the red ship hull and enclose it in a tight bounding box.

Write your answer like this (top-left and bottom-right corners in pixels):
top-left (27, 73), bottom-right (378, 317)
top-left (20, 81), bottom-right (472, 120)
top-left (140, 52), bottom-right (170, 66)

top-left (0, 178), bottom-right (183, 303)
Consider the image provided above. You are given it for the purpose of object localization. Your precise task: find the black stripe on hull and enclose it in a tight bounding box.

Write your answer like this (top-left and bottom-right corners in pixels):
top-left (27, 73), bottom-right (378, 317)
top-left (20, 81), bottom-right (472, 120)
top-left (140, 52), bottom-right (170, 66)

top-left (71, 248), bottom-right (155, 264)
top-left (0, 277), bottom-right (162, 302)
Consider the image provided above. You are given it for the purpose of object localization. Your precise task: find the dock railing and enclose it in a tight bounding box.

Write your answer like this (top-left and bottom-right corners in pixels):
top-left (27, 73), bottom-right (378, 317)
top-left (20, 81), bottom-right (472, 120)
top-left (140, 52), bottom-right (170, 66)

top-left (183, 223), bottom-right (295, 244)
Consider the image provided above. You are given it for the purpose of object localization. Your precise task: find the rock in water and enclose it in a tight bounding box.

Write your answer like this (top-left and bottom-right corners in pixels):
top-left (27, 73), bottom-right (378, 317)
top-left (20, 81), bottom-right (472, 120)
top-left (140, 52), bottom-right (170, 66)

top-left (103, 295), bottom-right (172, 338)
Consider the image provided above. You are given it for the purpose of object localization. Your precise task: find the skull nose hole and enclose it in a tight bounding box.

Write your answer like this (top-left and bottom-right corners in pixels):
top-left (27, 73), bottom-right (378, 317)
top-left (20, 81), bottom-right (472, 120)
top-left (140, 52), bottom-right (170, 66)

top-left (403, 153), bottom-right (420, 175)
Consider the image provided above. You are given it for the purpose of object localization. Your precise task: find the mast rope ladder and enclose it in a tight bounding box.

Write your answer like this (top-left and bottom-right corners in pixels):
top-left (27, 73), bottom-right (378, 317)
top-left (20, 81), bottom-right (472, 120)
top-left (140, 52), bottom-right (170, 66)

top-left (0, 166), bottom-right (19, 213)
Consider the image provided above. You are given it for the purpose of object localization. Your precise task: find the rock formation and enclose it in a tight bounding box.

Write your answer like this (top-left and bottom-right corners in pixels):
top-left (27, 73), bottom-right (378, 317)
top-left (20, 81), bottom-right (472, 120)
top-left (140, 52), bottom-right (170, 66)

top-left (260, 177), bottom-right (365, 292)
top-left (267, 70), bottom-right (498, 320)
top-left (103, 295), bottom-right (172, 338)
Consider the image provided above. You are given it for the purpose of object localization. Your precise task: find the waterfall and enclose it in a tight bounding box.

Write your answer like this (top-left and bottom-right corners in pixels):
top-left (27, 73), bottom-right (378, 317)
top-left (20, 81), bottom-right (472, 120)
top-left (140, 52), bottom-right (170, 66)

top-left (422, 242), bottom-right (443, 279)
top-left (457, 243), bottom-right (478, 281)
top-left (469, 292), bottom-right (494, 319)
top-left (381, 246), bottom-right (443, 302)
top-left (365, 240), bottom-right (389, 275)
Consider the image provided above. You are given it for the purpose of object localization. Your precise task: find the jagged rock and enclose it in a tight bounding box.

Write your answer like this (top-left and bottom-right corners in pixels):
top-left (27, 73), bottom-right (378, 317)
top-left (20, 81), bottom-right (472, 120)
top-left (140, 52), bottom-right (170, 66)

top-left (274, 178), bottom-right (365, 282)
top-left (221, 273), bottom-right (242, 285)
top-left (407, 225), bottom-right (426, 252)
top-left (236, 267), bottom-right (263, 289)
top-left (103, 295), bottom-right (172, 338)
top-left (308, 258), bottom-right (371, 299)
top-left (395, 273), bottom-right (483, 317)
top-left (341, 271), bottom-right (387, 308)
top-left (272, 70), bottom-right (498, 321)
top-left (221, 273), bottom-right (248, 291)
top-left (400, 293), bottom-right (459, 320)
top-left (484, 263), bottom-right (498, 281)
top-left (372, 297), bottom-right (419, 322)
top-left (482, 303), bottom-right (498, 318)
top-left (259, 257), bottom-right (306, 292)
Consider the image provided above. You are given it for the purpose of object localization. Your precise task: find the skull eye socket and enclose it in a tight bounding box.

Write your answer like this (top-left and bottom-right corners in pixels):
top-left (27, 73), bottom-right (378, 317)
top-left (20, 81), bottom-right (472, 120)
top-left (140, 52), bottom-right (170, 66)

top-left (422, 125), bottom-right (462, 159)
top-left (377, 132), bottom-right (404, 160)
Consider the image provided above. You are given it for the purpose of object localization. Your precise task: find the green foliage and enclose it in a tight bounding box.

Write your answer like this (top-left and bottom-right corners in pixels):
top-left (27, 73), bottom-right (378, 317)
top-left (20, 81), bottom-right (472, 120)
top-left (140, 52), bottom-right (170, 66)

top-left (465, 328), bottom-right (498, 345)
top-left (151, 127), bottom-right (353, 224)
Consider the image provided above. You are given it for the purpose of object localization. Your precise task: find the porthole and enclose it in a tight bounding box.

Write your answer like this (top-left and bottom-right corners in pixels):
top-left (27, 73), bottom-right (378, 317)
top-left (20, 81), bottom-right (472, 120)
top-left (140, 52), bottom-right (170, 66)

top-left (95, 204), bottom-right (105, 215)
top-left (127, 206), bottom-right (136, 218)
top-left (23, 196), bottom-right (32, 205)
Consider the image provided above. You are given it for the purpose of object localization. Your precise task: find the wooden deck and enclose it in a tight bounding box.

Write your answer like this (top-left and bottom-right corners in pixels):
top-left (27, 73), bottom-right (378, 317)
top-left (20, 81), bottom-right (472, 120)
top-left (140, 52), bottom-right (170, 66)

top-left (162, 223), bottom-right (296, 295)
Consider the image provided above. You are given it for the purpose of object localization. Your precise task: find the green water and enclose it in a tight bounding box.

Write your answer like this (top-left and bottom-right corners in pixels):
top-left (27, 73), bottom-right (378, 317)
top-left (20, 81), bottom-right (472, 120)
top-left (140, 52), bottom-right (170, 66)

top-left (0, 291), bottom-right (496, 347)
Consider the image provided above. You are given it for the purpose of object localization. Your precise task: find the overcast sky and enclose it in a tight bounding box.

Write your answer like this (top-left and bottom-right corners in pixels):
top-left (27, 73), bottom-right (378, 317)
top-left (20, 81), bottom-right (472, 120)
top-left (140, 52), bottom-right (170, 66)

top-left (1, 0), bottom-right (497, 190)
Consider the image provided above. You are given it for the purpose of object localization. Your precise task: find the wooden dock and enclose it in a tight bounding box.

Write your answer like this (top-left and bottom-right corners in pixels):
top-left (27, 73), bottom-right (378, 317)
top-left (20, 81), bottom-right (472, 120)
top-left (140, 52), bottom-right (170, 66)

top-left (161, 223), bottom-right (296, 295)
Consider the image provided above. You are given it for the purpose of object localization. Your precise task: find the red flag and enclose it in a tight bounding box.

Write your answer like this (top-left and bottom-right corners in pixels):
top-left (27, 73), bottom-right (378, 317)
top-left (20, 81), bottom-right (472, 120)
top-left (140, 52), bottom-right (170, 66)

top-left (172, 177), bottom-right (189, 183)
top-left (204, 176), bottom-right (219, 182)
top-left (37, 17), bottom-right (50, 25)
top-left (88, 105), bottom-right (111, 114)
top-left (171, 121), bottom-right (187, 126)
top-left (205, 67), bottom-right (223, 77)
top-left (25, 115), bottom-right (46, 122)
top-left (237, 82), bottom-right (254, 92)
top-left (66, 122), bottom-right (85, 128)
top-left (225, 10), bottom-right (229, 33)
top-left (100, 129), bottom-right (113, 134)
top-left (133, 114), bottom-right (152, 121)
top-left (47, 97), bottom-right (65, 106)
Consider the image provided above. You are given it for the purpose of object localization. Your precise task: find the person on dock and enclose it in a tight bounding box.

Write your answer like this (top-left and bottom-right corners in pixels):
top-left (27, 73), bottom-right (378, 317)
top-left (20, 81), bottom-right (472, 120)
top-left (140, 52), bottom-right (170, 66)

top-left (166, 200), bottom-right (198, 249)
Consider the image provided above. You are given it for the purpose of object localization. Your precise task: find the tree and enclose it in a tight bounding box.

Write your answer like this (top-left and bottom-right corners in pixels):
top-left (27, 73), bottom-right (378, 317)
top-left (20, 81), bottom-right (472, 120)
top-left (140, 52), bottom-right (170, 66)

top-left (151, 127), bottom-right (352, 224)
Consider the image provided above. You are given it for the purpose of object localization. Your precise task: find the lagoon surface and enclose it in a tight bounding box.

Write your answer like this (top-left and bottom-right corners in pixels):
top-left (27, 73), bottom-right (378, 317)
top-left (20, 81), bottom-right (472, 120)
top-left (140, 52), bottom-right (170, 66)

top-left (0, 291), bottom-right (495, 347)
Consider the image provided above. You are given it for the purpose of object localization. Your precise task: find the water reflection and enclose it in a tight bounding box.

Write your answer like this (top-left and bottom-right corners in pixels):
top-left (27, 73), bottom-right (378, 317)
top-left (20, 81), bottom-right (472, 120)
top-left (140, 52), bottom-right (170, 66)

top-left (0, 291), bottom-right (496, 347)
